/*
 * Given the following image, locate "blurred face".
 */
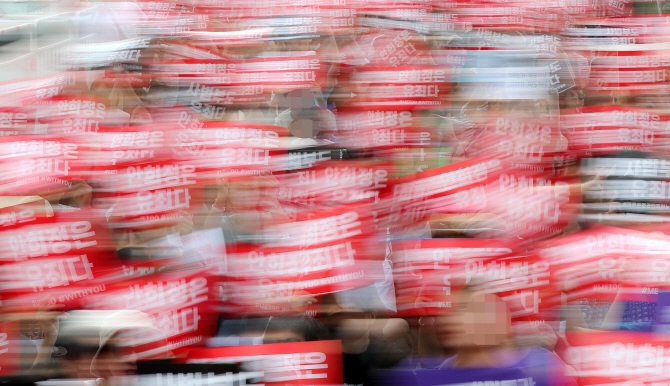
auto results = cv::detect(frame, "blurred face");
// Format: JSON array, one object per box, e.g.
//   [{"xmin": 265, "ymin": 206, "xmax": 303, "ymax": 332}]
[
  {"xmin": 432, "ymin": 291, "xmax": 511, "ymax": 349},
  {"xmin": 96, "ymin": 334, "xmax": 138, "ymax": 376},
  {"xmin": 432, "ymin": 290, "xmax": 472, "ymax": 349},
  {"xmin": 90, "ymin": 80, "xmax": 112, "ymax": 100},
  {"xmin": 286, "ymin": 89, "xmax": 316, "ymax": 114},
  {"xmin": 462, "ymin": 294, "xmax": 511, "ymax": 347},
  {"xmin": 289, "ymin": 119, "xmax": 320, "ymax": 139},
  {"xmin": 130, "ymin": 107, "xmax": 153, "ymax": 126},
  {"xmin": 228, "ymin": 179, "xmax": 261, "ymax": 209}
]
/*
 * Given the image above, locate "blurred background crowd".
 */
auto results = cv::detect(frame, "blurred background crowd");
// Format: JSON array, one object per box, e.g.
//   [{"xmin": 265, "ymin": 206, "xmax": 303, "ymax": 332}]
[{"xmin": 1, "ymin": 0, "xmax": 670, "ymax": 385}]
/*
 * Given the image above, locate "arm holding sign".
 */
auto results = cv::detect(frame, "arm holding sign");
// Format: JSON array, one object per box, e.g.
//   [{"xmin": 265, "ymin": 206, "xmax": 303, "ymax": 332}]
[{"xmin": 32, "ymin": 304, "xmax": 67, "ymax": 368}]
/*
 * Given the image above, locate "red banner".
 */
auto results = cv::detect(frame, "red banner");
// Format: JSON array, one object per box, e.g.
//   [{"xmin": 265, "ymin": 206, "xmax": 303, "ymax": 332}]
[{"xmin": 177, "ymin": 340, "xmax": 344, "ymax": 386}]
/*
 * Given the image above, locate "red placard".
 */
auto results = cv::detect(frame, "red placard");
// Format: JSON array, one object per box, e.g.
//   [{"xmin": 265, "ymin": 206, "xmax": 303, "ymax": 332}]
[
  {"xmin": 378, "ymin": 155, "xmax": 506, "ymax": 231},
  {"xmin": 222, "ymin": 203, "xmax": 385, "ymax": 315},
  {"xmin": 42, "ymin": 94, "xmax": 110, "ymax": 136},
  {"xmin": 482, "ymin": 171, "xmax": 581, "ymax": 240},
  {"xmin": 81, "ymin": 267, "xmax": 218, "ymax": 350},
  {"xmin": 0, "ymin": 208, "xmax": 122, "ymax": 310},
  {"xmin": 563, "ymin": 106, "xmax": 668, "ymax": 154},
  {"xmin": 369, "ymin": 29, "xmax": 433, "ymax": 67},
  {"xmin": 0, "ymin": 320, "xmax": 20, "ymax": 377},
  {"xmin": 536, "ymin": 226, "xmax": 670, "ymax": 302},
  {"xmin": 177, "ymin": 340, "xmax": 344, "ymax": 386},
  {"xmin": 391, "ymin": 238, "xmax": 520, "ymax": 316},
  {"xmin": 276, "ymin": 161, "xmax": 394, "ymax": 209},
  {"xmin": 91, "ymin": 125, "xmax": 173, "ymax": 173},
  {"xmin": 171, "ymin": 119, "xmax": 289, "ymax": 181},
  {"xmin": 565, "ymin": 330, "xmax": 669, "ymax": 386},
  {"xmin": 0, "ymin": 135, "xmax": 90, "ymax": 196},
  {"xmin": 477, "ymin": 115, "xmax": 562, "ymax": 171},
  {"xmin": 0, "ymin": 106, "xmax": 36, "ymax": 136},
  {"xmin": 349, "ymin": 65, "xmax": 450, "ymax": 110}
]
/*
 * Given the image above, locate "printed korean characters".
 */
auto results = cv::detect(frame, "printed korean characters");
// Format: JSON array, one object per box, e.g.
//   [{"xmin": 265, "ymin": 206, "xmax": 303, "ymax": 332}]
[
  {"xmin": 276, "ymin": 161, "xmax": 394, "ymax": 211},
  {"xmin": 172, "ymin": 60, "xmax": 243, "ymax": 115},
  {"xmin": 476, "ymin": 252, "xmax": 560, "ymax": 323},
  {"xmin": 481, "ymin": 171, "xmax": 581, "ymax": 240},
  {"xmin": 100, "ymin": 38, "xmax": 153, "ymax": 69},
  {"xmin": 41, "ymin": 95, "xmax": 109, "ymax": 136},
  {"xmin": 0, "ymin": 200, "xmax": 49, "ymax": 230},
  {"xmin": 526, "ymin": 34, "xmax": 562, "ymax": 58},
  {"xmin": 348, "ymin": 65, "xmax": 449, "ymax": 110},
  {"xmin": 579, "ymin": 155, "xmax": 670, "ymax": 216},
  {"xmin": 537, "ymin": 58, "xmax": 577, "ymax": 94},
  {"xmin": 565, "ymin": 330, "xmax": 670, "ymax": 386},
  {"xmin": 0, "ymin": 136, "xmax": 88, "ymax": 196},
  {"xmin": 390, "ymin": 238, "xmax": 520, "ymax": 317},
  {"xmin": 370, "ymin": 29, "xmax": 433, "ymax": 67},
  {"xmin": 103, "ymin": 160, "xmax": 203, "ymax": 230},
  {"xmin": 336, "ymin": 109, "xmax": 415, "ymax": 150},
  {"xmin": 562, "ymin": 106, "xmax": 668, "ymax": 154},
  {"xmin": 171, "ymin": 120, "xmax": 288, "ymax": 181},
  {"xmin": 377, "ymin": 155, "xmax": 506, "ymax": 232},
  {"xmin": 223, "ymin": 203, "xmax": 385, "ymax": 315},
  {"xmin": 575, "ymin": 47, "xmax": 669, "ymax": 93},
  {"xmin": 82, "ymin": 268, "xmax": 218, "ymax": 350},
  {"xmin": 324, "ymin": 0, "xmax": 360, "ymax": 33},
  {"xmin": 141, "ymin": 0, "xmax": 180, "ymax": 22},
  {"xmin": 0, "ymin": 107, "xmax": 36, "ymax": 137},
  {"xmin": 90, "ymin": 125, "xmax": 171, "ymax": 174},
  {"xmin": 182, "ymin": 78, "xmax": 264, "ymax": 112},
  {"xmin": 176, "ymin": 340, "xmax": 343, "ymax": 386},
  {"xmin": 614, "ymin": 230, "xmax": 670, "ymax": 298},
  {"xmin": 0, "ymin": 320, "xmax": 19, "ymax": 376},
  {"xmin": 86, "ymin": 125, "xmax": 174, "ymax": 210},
  {"xmin": 537, "ymin": 226, "xmax": 668, "ymax": 303},
  {"xmin": 580, "ymin": 155, "xmax": 670, "ymax": 213},
  {"xmin": 228, "ymin": 56, "xmax": 329, "ymax": 94},
  {"xmin": 609, "ymin": 50, "xmax": 669, "ymax": 93},
  {"xmin": 0, "ymin": 209, "xmax": 121, "ymax": 311},
  {"xmin": 284, "ymin": 148, "xmax": 347, "ymax": 172},
  {"xmin": 22, "ymin": 73, "xmax": 78, "ymax": 105},
  {"xmin": 478, "ymin": 115, "xmax": 562, "ymax": 171},
  {"xmin": 565, "ymin": 23, "xmax": 645, "ymax": 48}
]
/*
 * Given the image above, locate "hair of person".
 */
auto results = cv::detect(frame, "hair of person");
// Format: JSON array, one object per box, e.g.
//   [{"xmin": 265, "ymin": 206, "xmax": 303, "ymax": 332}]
[{"xmin": 264, "ymin": 314, "xmax": 329, "ymax": 342}]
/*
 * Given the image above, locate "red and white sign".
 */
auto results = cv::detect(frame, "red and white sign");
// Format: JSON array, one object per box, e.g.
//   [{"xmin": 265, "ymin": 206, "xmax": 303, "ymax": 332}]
[
  {"xmin": 82, "ymin": 267, "xmax": 218, "ymax": 350},
  {"xmin": 0, "ymin": 209, "xmax": 121, "ymax": 310},
  {"xmin": 171, "ymin": 119, "xmax": 289, "ymax": 180},
  {"xmin": 391, "ymin": 238, "xmax": 520, "ymax": 316},
  {"xmin": 565, "ymin": 331, "xmax": 670, "ymax": 386},
  {"xmin": 223, "ymin": 203, "xmax": 385, "ymax": 314},
  {"xmin": 0, "ymin": 320, "xmax": 20, "ymax": 377},
  {"xmin": 177, "ymin": 340, "xmax": 344, "ymax": 386},
  {"xmin": 0, "ymin": 135, "xmax": 89, "ymax": 196}
]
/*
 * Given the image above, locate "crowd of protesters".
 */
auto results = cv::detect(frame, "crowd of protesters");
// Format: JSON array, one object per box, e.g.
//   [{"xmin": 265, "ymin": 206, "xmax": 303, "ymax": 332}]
[{"xmin": 1, "ymin": 0, "xmax": 670, "ymax": 385}]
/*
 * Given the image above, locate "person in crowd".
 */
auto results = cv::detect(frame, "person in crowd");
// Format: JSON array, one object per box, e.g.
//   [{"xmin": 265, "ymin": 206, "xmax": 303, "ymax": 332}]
[
  {"xmin": 275, "ymin": 88, "xmax": 336, "ymax": 131},
  {"xmin": 383, "ymin": 291, "xmax": 577, "ymax": 386},
  {"xmin": 203, "ymin": 173, "xmax": 288, "ymax": 246},
  {"xmin": 434, "ymin": 293, "xmax": 576, "ymax": 386},
  {"xmin": 262, "ymin": 314, "xmax": 329, "ymax": 344},
  {"xmin": 28, "ymin": 308, "xmax": 170, "ymax": 383},
  {"xmin": 322, "ymin": 286, "xmax": 410, "ymax": 386}
]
